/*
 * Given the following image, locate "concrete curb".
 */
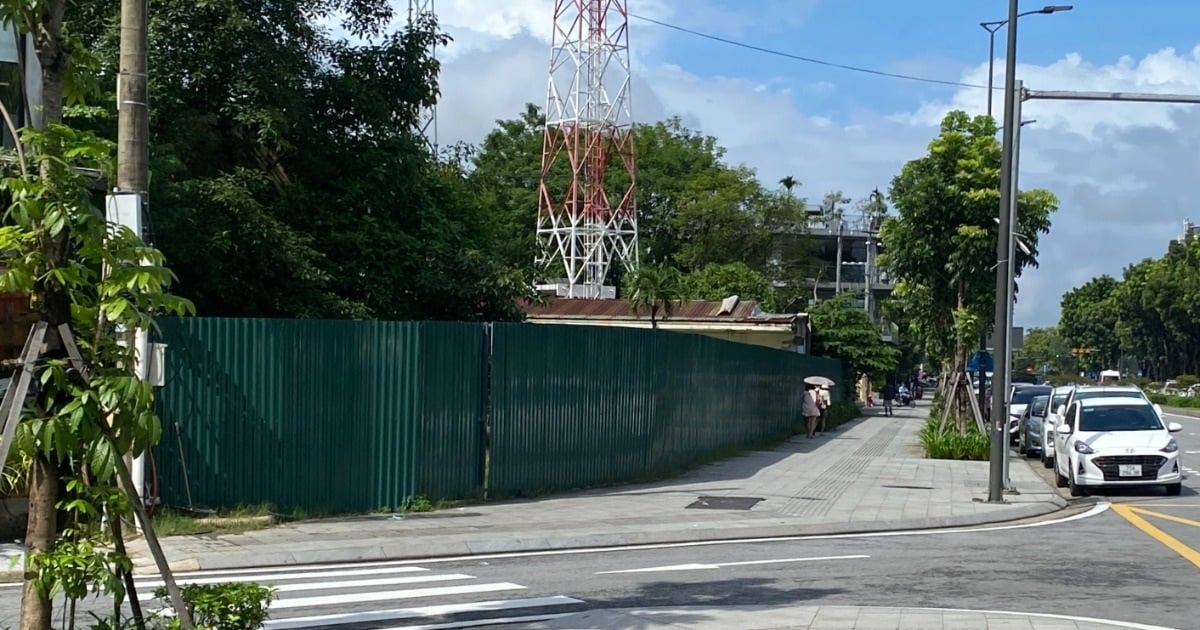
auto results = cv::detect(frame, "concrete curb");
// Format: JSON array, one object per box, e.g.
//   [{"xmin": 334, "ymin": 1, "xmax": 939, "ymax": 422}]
[{"xmin": 124, "ymin": 495, "xmax": 1068, "ymax": 574}]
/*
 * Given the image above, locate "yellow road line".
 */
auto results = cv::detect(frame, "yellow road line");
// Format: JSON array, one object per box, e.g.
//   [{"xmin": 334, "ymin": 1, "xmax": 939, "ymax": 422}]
[
  {"xmin": 1121, "ymin": 503, "xmax": 1200, "ymax": 508},
  {"xmin": 1130, "ymin": 508, "xmax": 1200, "ymax": 529},
  {"xmin": 1111, "ymin": 504, "xmax": 1200, "ymax": 569}
]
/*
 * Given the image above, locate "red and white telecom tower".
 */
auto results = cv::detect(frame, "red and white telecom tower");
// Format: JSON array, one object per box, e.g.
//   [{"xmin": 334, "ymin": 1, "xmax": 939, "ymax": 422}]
[
  {"xmin": 536, "ymin": 0, "xmax": 639, "ymax": 299},
  {"xmin": 408, "ymin": 0, "xmax": 437, "ymax": 151}
]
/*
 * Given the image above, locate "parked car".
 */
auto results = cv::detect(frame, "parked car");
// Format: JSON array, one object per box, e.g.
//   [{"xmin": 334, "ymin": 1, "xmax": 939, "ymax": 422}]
[
  {"xmin": 1053, "ymin": 396, "xmax": 1183, "ymax": 497},
  {"xmin": 1050, "ymin": 385, "xmax": 1162, "ymax": 463},
  {"xmin": 1018, "ymin": 393, "xmax": 1051, "ymax": 457},
  {"xmin": 1040, "ymin": 386, "xmax": 1073, "ymax": 469},
  {"xmin": 1007, "ymin": 384, "xmax": 1052, "ymax": 445}
]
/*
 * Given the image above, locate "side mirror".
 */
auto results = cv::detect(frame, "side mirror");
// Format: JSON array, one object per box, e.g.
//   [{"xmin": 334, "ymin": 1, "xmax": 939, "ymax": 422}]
[
  {"xmin": 1154, "ymin": 403, "xmax": 1164, "ymax": 416},
  {"xmin": 1056, "ymin": 424, "xmax": 1072, "ymax": 435},
  {"xmin": 1168, "ymin": 422, "xmax": 1183, "ymax": 433}
]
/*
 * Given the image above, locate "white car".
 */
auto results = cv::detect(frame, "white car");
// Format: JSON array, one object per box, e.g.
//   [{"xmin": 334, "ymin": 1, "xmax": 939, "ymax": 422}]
[
  {"xmin": 1039, "ymin": 386, "xmax": 1073, "ymax": 468},
  {"xmin": 1049, "ymin": 385, "xmax": 1157, "ymax": 464},
  {"xmin": 1053, "ymin": 396, "xmax": 1183, "ymax": 497}
]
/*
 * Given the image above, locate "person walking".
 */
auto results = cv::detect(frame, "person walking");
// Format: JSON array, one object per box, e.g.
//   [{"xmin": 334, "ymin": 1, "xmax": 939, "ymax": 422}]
[
  {"xmin": 803, "ymin": 383, "xmax": 822, "ymax": 438},
  {"xmin": 817, "ymin": 385, "xmax": 831, "ymax": 434},
  {"xmin": 881, "ymin": 382, "xmax": 896, "ymax": 416}
]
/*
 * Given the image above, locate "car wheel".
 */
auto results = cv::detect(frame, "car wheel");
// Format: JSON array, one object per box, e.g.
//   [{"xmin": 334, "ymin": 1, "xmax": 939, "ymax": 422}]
[
  {"xmin": 1056, "ymin": 470, "xmax": 1068, "ymax": 488},
  {"xmin": 1018, "ymin": 439, "xmax": 1027, "ymax": 455},
  {"xmin": 1069, "ymin": 472, "xmax": 1087, "ymax": 498},
  {"xmin": 1166, "ymin": 483, "xmax": 1182, "ymax": 497},
  {"xmin": 1042, "ymin": 455, "xmax": 1053, "ymax": 469}
]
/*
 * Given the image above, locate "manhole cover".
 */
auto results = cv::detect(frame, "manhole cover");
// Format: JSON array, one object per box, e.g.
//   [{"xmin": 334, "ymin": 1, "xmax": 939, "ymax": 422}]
[
  {"xmin": 686, "ymin": 496, "xmax": 764, "ymax": 510},
  {"xmin": 882, "ymin": 484, "xmax": 934, "ymax": 490}
]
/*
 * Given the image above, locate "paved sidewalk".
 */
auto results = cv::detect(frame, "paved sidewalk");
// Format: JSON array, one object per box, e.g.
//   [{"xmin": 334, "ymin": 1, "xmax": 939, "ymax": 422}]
[
  {"xmin": 1, "ymin": 401, "xmax": 1067, "ymax": 579},
  {"xmin": 528, "ymin": 605, "xmax": 1174, "ymax": 629}
]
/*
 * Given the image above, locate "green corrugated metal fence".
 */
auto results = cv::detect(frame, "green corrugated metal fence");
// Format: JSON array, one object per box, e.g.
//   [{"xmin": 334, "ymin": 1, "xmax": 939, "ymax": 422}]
[
  {"xmin": 153, "ymin": 318, "xmax": 846, "ymax": 512},
  {"xmin": 487, "ymin": 323, "xmax": 843, "ymax": 497}
]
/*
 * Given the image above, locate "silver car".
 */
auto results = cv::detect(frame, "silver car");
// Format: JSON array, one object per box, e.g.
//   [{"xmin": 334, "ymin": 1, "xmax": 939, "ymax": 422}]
[{"xmin": 1018, "ymin": 394, "xmax": 1051, "ymax": 457}]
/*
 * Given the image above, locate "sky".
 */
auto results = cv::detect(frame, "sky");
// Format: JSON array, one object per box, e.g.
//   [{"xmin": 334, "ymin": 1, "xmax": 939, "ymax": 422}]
[{"xmin": 391, "ymin": 0, "xmax": 1200, "ymax": 329}]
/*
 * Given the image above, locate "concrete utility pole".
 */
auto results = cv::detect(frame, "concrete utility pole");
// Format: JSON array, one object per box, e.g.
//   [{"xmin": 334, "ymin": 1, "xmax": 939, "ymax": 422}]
[
  {"xmin": 988, "ymin": 0, "xmax": 1021, "ymax": 504},
  {"xmin": 113, "ymin": 0, "xmax": 151, "ymax": 507},
  {"xmin": 117, "ymin": 0, "xmax": 148, "ymax": 192}
]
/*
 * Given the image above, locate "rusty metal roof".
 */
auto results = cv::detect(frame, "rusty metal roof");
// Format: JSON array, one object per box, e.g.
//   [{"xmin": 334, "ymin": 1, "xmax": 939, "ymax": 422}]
[{"xmin": 518, "ymin": 297, "xmax": 803, "ymax": 325}]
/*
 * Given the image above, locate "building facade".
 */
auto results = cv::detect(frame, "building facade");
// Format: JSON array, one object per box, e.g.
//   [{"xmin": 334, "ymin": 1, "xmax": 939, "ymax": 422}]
[{"xmin": 801, "ymin": 203, "xmax": 897, "ymax": 341}]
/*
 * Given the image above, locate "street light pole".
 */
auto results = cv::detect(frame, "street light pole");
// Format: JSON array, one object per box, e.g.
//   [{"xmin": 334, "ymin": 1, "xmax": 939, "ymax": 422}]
[
  {"xmin": 981, "ymin": 5, "xmax": 1073, "ymax": 119},
  {"xmin": 988, "ymin": 0, "xmax": 1021, "ymax": 505},
  {"xmin": 1002, "ymin": 88, "xmax": 1025, "ymax": 491}
]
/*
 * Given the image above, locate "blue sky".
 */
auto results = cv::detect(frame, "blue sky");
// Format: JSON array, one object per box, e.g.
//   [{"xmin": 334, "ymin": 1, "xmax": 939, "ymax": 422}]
[{"xmin": 428, "ymin": 0, "xmax": 1200, "ymax": 330}]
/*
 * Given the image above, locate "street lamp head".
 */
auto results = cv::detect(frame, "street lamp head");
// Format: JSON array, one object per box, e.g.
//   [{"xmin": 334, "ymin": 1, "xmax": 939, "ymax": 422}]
[{"xmin": 1040, "ymin": 5, "xmax": 1073, "ymax": 13}]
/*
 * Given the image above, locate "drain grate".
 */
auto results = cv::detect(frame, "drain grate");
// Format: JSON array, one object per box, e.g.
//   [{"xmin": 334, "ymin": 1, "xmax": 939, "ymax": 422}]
[
  {"xmin": 686, "ymin": 496, "xmax": 764, "ymax": 510},
  {"xmin": 882, "ymin": 484, "xmax": 934, "ymax": 490}
]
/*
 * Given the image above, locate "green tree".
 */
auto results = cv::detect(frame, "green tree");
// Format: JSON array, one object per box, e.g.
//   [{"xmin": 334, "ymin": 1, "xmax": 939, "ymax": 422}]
[
  {"xmin": 880, "ymin": 111, "xmax": 1057, "ymax": 379},
  {"xmin": 627, "ymin": 264, "xmax": 682, "ymax": 328},
  {"xmin": 809, "ymin": 293, "xmax": 900, "ymax": 385},
  {"xmin": 1059, "ymin": 276, "xmax": 1121, "ymax": 372},
  {"xmin": 681, "ymin": 262, "xmax": 778, "ymax": 311},
  {"xmin": 68, "ymin": 2, "xmax": 526, "ymax": 322},
  {"xmin": 1013, "ymin": 326, "xmax": 1072, "ymax": 376}
]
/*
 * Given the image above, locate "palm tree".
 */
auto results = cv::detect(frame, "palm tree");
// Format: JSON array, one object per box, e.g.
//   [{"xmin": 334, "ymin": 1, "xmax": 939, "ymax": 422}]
[
  {"xmin": 629, "ymin": 264, "xmax": 682, "ymax": 329},
  {"xmin": 779, "ymin": 175, "xmax": 799, "ymax": 196}
]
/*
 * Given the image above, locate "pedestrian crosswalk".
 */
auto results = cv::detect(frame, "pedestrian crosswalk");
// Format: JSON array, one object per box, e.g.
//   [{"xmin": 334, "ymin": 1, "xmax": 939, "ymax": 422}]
[{"xmin": 129, "ymin": 560, "xmax": 586, "ymax": 629}]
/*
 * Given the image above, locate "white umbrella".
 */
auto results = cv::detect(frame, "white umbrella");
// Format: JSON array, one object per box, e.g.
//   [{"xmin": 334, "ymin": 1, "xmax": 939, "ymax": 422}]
[{"xmin": 804, "ymin": 376, "xmax": 835, "ymax": 387}]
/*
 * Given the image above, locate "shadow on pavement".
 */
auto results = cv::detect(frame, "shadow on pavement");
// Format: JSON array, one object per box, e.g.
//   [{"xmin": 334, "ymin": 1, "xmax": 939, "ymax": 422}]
[{"xmin": 571, "ymin": 577, "xmax": 848, "ymax": 628}]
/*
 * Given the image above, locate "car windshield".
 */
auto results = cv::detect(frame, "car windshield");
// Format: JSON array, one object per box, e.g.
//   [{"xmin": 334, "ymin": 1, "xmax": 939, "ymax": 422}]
[
  {"xmin": 1077, "ymin": 404, "xmax": 1164, "ymax": 432},
  {"xmin": 1074, "ymin": 390, "xmax": 1142, "ymax": 403},
  {"xmin": 1011, "ymin": 387, "xmax": 1052, "ymax": 404},
  {"xmin": 1029, "ymin": 395, "xmax": 1050, "ymax": 416}
]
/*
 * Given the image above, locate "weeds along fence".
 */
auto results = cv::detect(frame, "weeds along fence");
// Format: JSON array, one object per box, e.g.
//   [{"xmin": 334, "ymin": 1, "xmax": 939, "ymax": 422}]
[{"xmin": 151, "ymin": 318, "xmax": 845, "ymax": 513}]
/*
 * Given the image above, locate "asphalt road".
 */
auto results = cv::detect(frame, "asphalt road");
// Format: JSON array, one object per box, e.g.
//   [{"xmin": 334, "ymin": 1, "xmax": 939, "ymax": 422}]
[{"xmin": 3, "ymin": 416, "xmax": 1199, "ymax": 629}]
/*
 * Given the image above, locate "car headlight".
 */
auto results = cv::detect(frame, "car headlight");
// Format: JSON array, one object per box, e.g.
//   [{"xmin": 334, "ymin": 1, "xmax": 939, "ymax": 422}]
[
  {"xmin": 1073, "ymin": 441, "xmax": 1095, "ymax": 454},
  {"xmin": 1161, "ymin": 439, "xmax": 1179, "ymax": 453}
]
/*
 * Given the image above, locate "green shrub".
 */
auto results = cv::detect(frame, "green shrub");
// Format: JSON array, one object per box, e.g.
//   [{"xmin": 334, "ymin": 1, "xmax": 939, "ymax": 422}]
[
  {"xmin": 154, "ymin": 582, "xmax": 276, "ymax": 630},
  {"xmin": 826, "ymin": 401, "xmax": 860, "ymax": 428},
  {"xmin": 1147, "ymin": 392, "xmax": 1200, "ymax": 409},
  {"xmin": 1174, "ymin": 374, "xmax": 1199, "ymax": 389},
  {"xmin": 919, "ymin": 418, "xmax": 990, "ymax": 460}
]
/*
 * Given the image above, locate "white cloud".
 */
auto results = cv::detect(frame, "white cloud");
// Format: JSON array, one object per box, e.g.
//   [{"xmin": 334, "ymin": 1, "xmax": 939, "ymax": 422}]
[{"xmin": 432, "ymin": 2, "xmax": 1200, "ymax": 330}]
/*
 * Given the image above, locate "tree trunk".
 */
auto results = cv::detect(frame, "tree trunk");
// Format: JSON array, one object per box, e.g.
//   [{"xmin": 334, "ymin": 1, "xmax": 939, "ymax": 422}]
[
  {"xmin": 19, "ymin": 455, "xmax": 58, "ymax": 630},
  {"xmin": 21, "ymin": 3, "xmax": 72, "ymax": 629}
]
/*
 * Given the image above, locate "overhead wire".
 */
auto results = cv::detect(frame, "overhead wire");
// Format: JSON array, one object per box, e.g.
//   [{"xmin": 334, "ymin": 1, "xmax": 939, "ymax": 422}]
[{"xmin": 628, "ymin": 13, "xmax": 991, "ymax": 91}]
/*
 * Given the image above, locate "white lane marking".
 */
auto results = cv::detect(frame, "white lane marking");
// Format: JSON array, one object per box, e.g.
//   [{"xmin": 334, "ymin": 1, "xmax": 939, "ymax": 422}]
[
  {"xmin": 377, "ymin": 613, "xmax": 575, "ymax": 630},
  {"xmin": 271, "ymin": 581, "xmax": 525, "ymax": 610},
  {"xmin": 595, "ymin": 554, "xmax": 869, "ymax": 575},
  {"xmin": 262, "ymin": 595, "xmax": 583, "ymax": 629},
  {"xmin": 272, "ymin": 573, "xmax": 473, "ymax": 592},
  {"xmin": 174, "ymin": 564, "xmax": 430, "ymax": 579},
  {"xmin": 868, "ymin": 605, "xmax": 1180, "ymax": 630},
  {"xmin": 131, "ymin": 565, "xmax": 431, "ymax": 589},
  {"xmin": 0, "ymin": 505, "xmax": 1114, "ymax": 589},
  {"xmin": 1162, "ymin": 412, "xmax": 1200, "ymax": 421},
  {"xmin": 1185, "ymin": 451, "xmax": 1200, "ymax": 455}
]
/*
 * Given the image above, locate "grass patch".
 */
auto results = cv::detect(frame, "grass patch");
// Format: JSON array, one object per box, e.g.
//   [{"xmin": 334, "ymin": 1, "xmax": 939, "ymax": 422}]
[
  {"xmin": 152, "ymin": 504, "xmax": 285, "ymax": 537},
  {"xmin": 919, "ymin": 417, "xmax": 990, "ymax": 461},
  {"xmin": 1147, "ymin": 392, "xmax": 1200, "ymax": 409}
]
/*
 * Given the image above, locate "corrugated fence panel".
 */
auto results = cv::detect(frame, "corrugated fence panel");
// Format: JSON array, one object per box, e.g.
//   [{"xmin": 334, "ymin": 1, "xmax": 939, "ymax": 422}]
[
  {"xmin": 415, "ymin": 322, "xmax": 486, "ymax": 501},
  {"xmin": 153, "ymin": 318, "xmax": 420, "ymax": 513},
  {"xmin": 488, "ymin": 323, "xmax": 848, "ymax": 498},
  {"xmin": 488, "ymin": 323, "xmax": 659, "ymax": 497}
]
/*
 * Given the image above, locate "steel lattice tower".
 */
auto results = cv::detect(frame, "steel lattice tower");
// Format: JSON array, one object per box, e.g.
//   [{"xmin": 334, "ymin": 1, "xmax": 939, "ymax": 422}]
[
  {"xmin": 408, "ymin": 0, "xmax": 438, "ymax": 151},
  {"xmin": 536, "ymin": 0, "xmax": 639, "ymax": 298}
]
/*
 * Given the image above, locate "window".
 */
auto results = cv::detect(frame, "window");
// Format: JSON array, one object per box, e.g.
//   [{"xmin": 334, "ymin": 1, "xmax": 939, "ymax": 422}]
[
  {"xmin": 1065, "ymin": 406, "xmax": 1077, "ymax": 430},
  {"xmin": 1011, "ymin": 387, "xmax": 1052, "ymax": 404},
  {"xmin": 1077, "ymin": 404, "xmax": 1164, "ymax": 432},
  {"xmin": 1029, "ymin": 395, "xmax": 1050, "ymax": 416},
  {"xmin": 1050, "ymin": 393, "xmax": 1068, "ymax": 412}
]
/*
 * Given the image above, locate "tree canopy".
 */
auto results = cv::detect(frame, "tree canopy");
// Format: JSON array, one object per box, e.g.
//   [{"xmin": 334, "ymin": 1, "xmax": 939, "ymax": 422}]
[
  {"xmin": 1060, "ymin": 236, "xmax": 1200, "ymax": 380},
  {"xmin": 809, "ymin": 293, "xmax": 900, "ymax": 384},
  {"xmin": 880, "ymin": 111, "xmax": 1058, "ymax": 370}
]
